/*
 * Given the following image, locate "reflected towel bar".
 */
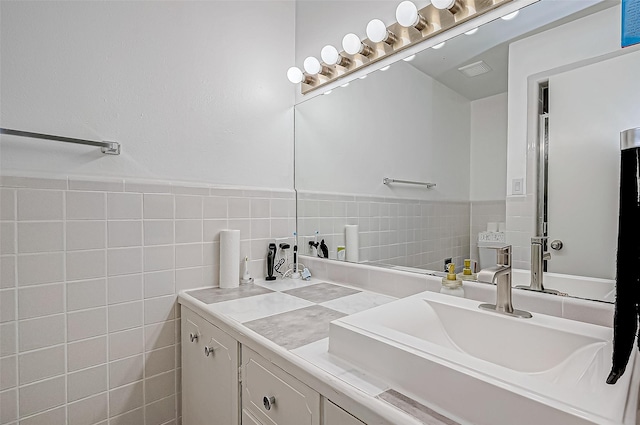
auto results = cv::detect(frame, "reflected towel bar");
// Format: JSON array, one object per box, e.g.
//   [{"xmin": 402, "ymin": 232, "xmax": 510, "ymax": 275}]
[
  {"xmin": 0, "ymin": 128, "xmax": 121, "ymax": 155},
  {"xmin": 383, "ymin": 178, "xmax": 436, "ymax": 188}
]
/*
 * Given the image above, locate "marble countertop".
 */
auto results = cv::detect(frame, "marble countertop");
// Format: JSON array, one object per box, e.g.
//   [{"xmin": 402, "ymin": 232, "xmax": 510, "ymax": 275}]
[{"xmin": 179, "ymin": 277, "xmax": 460, "ymax": 425}]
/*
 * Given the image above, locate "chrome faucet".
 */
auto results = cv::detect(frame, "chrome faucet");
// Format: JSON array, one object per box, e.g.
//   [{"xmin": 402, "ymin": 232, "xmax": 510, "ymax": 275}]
[
  {"xmin": 477, "ymin": 245, "xmax": 532, "ymax": 319},
  {"xmin": 530, "ymin": 236, "xmax": 550, "ymax": 290},
  {"xmin": 515, "ymin": 237, "xmax": 561, "ymax": 295}
]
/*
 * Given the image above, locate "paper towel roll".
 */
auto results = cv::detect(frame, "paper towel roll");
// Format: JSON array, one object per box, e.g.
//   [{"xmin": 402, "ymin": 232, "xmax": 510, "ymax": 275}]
[
  {"xmin": 219, "ymin": 229, "xmax": 240, "ymax": 288},
  {"xmin": 345, "ymin": 224, "xmax": 359, "ymax": 263}
]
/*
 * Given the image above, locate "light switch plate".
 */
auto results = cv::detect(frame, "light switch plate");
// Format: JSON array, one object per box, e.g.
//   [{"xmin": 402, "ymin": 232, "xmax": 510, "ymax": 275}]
[{"xmin": 512, "ymin": 178, "xmax": 524, "ymax": 195}]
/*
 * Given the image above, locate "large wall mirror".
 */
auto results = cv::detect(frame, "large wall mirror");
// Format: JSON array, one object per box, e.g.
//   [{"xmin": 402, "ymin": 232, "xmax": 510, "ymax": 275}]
[{"xmin": 294, "ymin": 0, "xmax": 640, "ymax": 303}]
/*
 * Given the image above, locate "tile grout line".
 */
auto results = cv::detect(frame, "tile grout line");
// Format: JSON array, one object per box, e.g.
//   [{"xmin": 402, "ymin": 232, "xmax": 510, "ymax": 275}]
[
  {"xmin": 104, "ymin": 192, "xmax": 111, "ymax": 425},
  {"xmin": 12, "ymin": 188, "xmax": 19, "ymax": 424},
  {"xmin": 62, "ymin": 189, "xmax": 69, "ymax": 424}
]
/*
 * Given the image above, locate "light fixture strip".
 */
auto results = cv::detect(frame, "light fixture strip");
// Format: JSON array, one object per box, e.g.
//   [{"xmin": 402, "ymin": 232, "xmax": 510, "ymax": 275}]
[{"xmin": 301, "ymin": 0, "xmax": 513, "ymax": 94}]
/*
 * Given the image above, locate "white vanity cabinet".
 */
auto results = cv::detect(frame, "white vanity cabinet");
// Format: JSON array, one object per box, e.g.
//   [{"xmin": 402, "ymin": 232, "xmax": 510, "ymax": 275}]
[
  {"xmin": 182, "ymin": 306, "xmax": 240, "ymax": 425},
  {"xmin": 241, "ymin": 346, "xmax": 320, "ymax": 425},
  {"xmin": 181, "ymin": 304, "xmax": 369, "ymax": 425}
]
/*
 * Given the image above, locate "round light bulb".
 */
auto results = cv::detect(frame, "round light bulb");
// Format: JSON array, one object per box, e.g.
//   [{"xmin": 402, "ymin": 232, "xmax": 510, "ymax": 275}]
[
  {"xmin": 431, "ymin": 0, "xmax": 456, "ymax": 10},
  {"xmin": 287, "ymin": 67, "xmax": 304, "ymax": 84},
  {"xmin": 403, "ymin": 54, "xmax": 416, "ymax": 62},
  {"xmin": 321, "ymin": 45, "xmax": 340, "ymax": 66},
  {"xmin": 366, "ymin": 19, "xmax": 388, "ymax": 43},
  {"xmin": 396, "ymin": 1, "xmax": 419, "ymax": 27},
  {"xmin": 340, "ymin": 82, "xmax": 350, "ymax": 88},
  {"xmin": 324, "ymin": 90, "xmax": 333, "ymax": 95},
  {"xmin": 464, "ymin": 27, "xmax": 478, "ymax": 35},
  {"xmin": 380, "ymin": 65, "xmax": 391, "ymax": 71},
  {"xmin": 359, "ymin": 75, "xmax": 368, "ymax": 80},
  {"xmin": 342, "ymin": 33, "xmax": 364, "ymax": 55},
  {"xmin": 501, "ymin": 10, "xmax": 519, "ymax": 20},
  {"xmin": 303, "ymin": 56, "xmax": 321, "ymax": 75},
  {"xmin": 432, "ymin": 42, "xmax": 445, "ymax": 49}
]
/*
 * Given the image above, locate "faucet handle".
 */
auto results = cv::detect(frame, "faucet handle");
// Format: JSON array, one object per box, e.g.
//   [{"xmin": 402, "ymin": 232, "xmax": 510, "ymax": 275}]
[
  {"xmin": 496, "ymin": 245, "xmax": 511, "ymax": 267},
  {"xmin": 482, "ymin": 244, "xmax": 511, "ymax": 267}
]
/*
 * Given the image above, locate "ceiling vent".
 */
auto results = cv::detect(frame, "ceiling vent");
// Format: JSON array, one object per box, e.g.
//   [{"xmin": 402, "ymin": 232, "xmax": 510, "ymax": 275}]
[{"xmin": 458, "ymin": 60, "xmax": 492, "ymax": 77}]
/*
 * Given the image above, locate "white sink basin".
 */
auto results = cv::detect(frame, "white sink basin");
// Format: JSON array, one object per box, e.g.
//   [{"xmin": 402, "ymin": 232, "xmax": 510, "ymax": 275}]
[{"xmin": 329, "ymin": 291, "xmax": 639, "ymax": 425}]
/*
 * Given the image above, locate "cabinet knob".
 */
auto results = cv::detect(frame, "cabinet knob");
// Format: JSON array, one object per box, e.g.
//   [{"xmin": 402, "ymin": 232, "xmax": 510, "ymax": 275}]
[
  {"xmin": 204, "ymin": 346, "xmax": 215, "ymax": 357},
  {"xmin": 189, "ymin": 333, "xmax": 198, "ymax": 343},
  {"xmin": 263, "ymin": 396, "xmax": 276, "ymax": 411}
]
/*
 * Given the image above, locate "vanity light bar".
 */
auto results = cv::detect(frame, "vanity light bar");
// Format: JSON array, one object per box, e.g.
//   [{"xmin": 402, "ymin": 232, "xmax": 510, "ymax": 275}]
[{"xmin": 290, "ymin": 0, "xmax": 515, "ymax": 94}]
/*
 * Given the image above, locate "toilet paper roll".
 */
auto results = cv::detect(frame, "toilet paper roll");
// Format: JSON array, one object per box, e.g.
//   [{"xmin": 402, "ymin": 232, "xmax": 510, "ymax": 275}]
[
  {"xmin": 219, "ymin": 230, "xmax": 240, "ymax": 288},
  {"xmin": 345, "ymin": 224, "xmax": 359, "ymax": 263}
]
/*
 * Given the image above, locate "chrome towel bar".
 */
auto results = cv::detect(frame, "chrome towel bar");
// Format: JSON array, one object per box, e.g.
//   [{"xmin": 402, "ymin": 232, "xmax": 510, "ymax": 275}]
[
  {"xmin": 0, "ymin": 128, "xmax": 121, "ymax": 155},
  {"xmin": 383, "ymin": 178, "xmax": 436, "ymax": 188}
]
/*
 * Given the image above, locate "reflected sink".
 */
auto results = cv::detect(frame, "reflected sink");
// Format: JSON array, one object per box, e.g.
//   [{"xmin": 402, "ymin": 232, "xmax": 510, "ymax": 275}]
[
  {"xmin": 511, "ymin": 269, "xmax": 615, "ymax": 302},
  {"xmin": 329, "ymin": 291, "xmax": 639, "ymax": 425}
]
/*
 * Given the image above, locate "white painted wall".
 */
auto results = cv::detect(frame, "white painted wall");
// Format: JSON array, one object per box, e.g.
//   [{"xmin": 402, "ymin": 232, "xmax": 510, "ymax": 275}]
[
  {"xmin": 470, "ymin": 92, "xmax": 507, "ymax": 201},
  {"xmin": 506, "ymin": 5, "xmax": 625, "ymax": 196},
  {"xmin": 295, "ymin": 61, "xmax": 471, "ymax": 201},
  {"xmin": 0, "ymin": 1, "xmax": 295, "ymax": 189}
]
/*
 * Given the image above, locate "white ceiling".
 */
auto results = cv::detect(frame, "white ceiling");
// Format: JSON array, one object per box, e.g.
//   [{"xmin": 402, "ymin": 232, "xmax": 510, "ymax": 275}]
[{"xmin": 408, "ymin": 0, "xmax": 618, "ymax": 100}]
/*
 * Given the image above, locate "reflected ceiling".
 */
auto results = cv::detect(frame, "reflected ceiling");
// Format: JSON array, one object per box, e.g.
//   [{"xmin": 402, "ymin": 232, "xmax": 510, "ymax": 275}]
[{"xmin": 408, "ymin": 0, "xmax": 616, "ymax": 100}]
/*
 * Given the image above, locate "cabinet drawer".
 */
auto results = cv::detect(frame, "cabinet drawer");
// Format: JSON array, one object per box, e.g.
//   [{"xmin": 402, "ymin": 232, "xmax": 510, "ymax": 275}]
[
  {"xmin": 242, "ymin": 347, "xmax": 320, "ymax": 425},
  {"xmin": 323, "ymin": 399, "xmax": 365, "ymax": 425}
]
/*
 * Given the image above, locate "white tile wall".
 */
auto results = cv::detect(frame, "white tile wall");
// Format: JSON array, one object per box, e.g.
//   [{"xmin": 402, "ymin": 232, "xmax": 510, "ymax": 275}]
[
  {"xmin": 17, "ymin": 284, "xmax": 64, "ymax": 320},
  {"xmin": 18, "ymin": 346, "xmax": 65, "ymax": 385},
  {"xmin": 506, "ymin": 194, "xmax": 536, "ymax": 269},
  {"xmin": 505, "ymin": 134, "xmax": 538, "ymax": 270},
  {"xmin": 297, "ymin": 191, "xmax": 471, "ymax": 272},
  {"xmin": 0, "ymin": 174, "xmax": 295, "ymax": 425},
  {"xmin": 469, "ymin": 200, "xmax": 506, "ymax": 262},
  {"xmin": 18, "ymin": 376, "xmax": 66, "ymax": 417}
]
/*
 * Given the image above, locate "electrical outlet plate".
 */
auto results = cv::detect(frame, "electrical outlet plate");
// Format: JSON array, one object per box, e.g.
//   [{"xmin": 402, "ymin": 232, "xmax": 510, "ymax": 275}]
[
  {"xmin": 444, "ymin": 258, "xmax": 452, "ymax": 271},
  {"xmin": 512, "ymin": 178, "xmax": 524, "ymax": 195}
]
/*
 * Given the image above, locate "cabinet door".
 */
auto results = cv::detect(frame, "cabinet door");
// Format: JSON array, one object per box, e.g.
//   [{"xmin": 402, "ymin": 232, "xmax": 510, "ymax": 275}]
[
  {"xmin": 323, "ymin": 399, "xmax": 365, "ymax": 425},
  {"xmin": 182, "ymin": 306, "xmax": 239, "ymax": 425},
  {"xmin": 242, "ymin": 346, "xmax": 320, "ymax": 425},
  {"xmin": 242, "ymin": 409, "xmax": 265, "ymax": 425}
]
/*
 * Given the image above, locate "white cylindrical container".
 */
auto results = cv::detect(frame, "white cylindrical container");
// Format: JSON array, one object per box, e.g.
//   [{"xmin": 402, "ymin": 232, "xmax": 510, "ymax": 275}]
[
  {"xmin": 219, "ymin": 229, "xmax": 240, "ymax": 288},
  {"xmin": 345, "ymin": 224, "xmax": 359, "ymax": 263}
]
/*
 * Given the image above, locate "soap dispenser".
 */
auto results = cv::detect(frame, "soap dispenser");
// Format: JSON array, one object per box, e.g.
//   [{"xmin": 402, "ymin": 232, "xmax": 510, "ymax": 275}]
[
  {"xmin": 441, "ymin": 263, "xmax": 464, "ymax": 297},
  {"xmin": 457, "ymin": 259, "xmax": 477, "ymax": 281}
]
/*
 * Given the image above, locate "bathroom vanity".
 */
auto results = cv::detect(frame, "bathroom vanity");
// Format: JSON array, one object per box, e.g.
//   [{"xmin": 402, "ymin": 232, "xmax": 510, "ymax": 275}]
[
  {"xmin": 179, "ymin": 278, "xmax": 425, "ymax": 425},
  {"xmin": 178, "ymin": 259, "xmax": 640, "ymax": 425}
]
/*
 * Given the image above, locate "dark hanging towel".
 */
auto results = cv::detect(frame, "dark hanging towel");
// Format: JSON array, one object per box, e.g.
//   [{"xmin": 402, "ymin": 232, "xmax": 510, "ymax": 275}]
[{"xmin": 608, "ymin": 127, "xmax": 640, "ymax": 385}]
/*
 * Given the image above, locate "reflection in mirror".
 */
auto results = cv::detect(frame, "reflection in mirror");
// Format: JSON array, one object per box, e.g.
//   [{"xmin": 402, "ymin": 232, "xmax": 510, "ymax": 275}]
[{"xmin": 295, "ymin": 0, "xmax": 639, "ymax": 303}]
